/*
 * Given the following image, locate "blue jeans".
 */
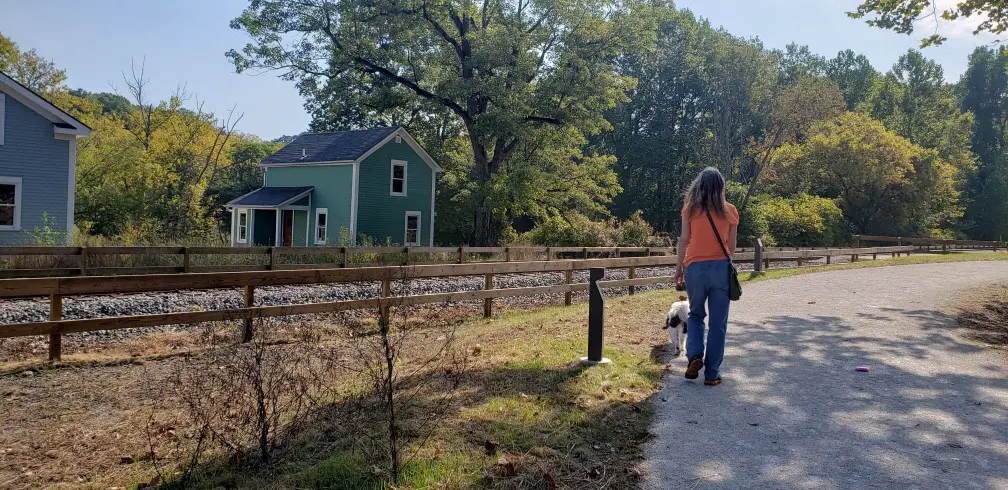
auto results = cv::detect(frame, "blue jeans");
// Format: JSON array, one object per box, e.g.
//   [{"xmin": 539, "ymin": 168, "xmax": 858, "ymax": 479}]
[{"xmin": 685, "ymin": 259, "xmax": 732, "ymax": 381}]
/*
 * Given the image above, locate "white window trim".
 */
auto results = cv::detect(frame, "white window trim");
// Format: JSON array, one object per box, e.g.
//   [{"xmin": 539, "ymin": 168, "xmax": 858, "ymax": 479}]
[
  {"xmin": 390, "ymin": 159, "xmax": 407, "ymax": 197},
  {"xmin": 315, "ymin": 207, "xmax": 328, "ymax": 245},
  {"xmin": 404, "ymin": 211, "xmax": 421, "ymax": 246},
  {"xmin": 236, "ymin": 209, "xmax": 248, "ymax": 244},
  {"xmin": 0, "ymin": 176, "xmax": 22, "ymax": 231},
  {"xmin": 0, "ymin": 93, "xmax": 6, "ymax": 146}
]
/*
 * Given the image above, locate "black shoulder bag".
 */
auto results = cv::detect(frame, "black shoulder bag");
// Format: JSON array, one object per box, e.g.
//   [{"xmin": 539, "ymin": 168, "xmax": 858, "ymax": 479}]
[{"xmin": 705, "ymin": 210, "xmax": 742, "ymax": 301}]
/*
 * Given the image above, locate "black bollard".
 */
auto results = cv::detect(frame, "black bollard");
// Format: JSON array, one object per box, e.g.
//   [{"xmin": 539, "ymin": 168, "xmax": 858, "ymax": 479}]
[{"xmin": 580, "ymin": 267, "xmax": 612, "ymax": 366}]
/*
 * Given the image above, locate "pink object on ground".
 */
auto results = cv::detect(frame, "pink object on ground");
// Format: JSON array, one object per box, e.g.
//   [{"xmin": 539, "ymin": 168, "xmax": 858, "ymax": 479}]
[{"xmin": 855, "ymin": 366, "xmax": 870, "ymax": 372}]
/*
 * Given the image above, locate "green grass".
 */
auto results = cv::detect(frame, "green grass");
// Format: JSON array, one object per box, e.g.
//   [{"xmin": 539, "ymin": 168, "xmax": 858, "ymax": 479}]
[{"xmin": 744, "ymin": 251, "xmax": 1008, "ymax": 284}]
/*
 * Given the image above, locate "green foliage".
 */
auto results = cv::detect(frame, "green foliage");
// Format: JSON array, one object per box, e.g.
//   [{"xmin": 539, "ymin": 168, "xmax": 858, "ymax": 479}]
[
  {"xmin": 726, "ymin": 182, "xmax": 768, "ymax": 247},
  {"xmin": 760, "ymin": 194, "xmax": 848, "ymax": 247},
  {"xmin": 516, "ymin": 212, "xmax": 657, "ymax": 247},
  {"xmin": 228, "ymin": 0, "xmax": 664, "ymax": 244},
  {"xmin": 849, "ymin": 0, "xmax": 1008, "ymax": 46},
  {"xmin": 774, "ymin": 112, "xmax": 961, "ymax": 236},
  {"xmin": 960, "ymin": 46, "xmax": 1008, "ymax": 239},
  {"xmin": 0, "ymin": 32, "xmax": 66, "ymax": 94},
  {"xmin": 26, "ymin": 212, "xmax": 66, "ymax": 246}
]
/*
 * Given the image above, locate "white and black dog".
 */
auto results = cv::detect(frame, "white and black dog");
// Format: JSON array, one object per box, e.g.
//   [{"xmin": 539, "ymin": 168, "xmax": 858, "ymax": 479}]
[{"xmin": 665, "ymin": 295, "xmax": 689, "ymax": 357}]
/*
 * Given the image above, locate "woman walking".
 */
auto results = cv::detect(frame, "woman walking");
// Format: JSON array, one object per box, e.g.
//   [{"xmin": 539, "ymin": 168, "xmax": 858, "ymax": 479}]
[{"xmin": 673, "ymin": 167, "xmax": 739, "ymax": 386}]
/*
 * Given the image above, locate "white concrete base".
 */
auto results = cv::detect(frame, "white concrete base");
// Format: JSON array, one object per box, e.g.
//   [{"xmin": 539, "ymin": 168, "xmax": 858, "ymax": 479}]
[{"xmin": 579, "ymin": 357, "xmax": 613, "ymax": 367}]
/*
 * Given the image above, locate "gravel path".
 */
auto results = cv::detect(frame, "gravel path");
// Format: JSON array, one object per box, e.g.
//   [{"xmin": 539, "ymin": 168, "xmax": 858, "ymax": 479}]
[{"xmin": 643, "ymin": 261, "xmax": 1008, "ymax": 489}]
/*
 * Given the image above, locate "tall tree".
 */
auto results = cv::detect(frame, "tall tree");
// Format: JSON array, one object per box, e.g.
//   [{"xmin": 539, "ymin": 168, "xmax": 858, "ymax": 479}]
[
  {"xmin": 740, "ymin": 78, "xmax": 845, "ymax": 213},
  {"xmin": 850, "ymin": 0, "xmax": 1008, "ymax": 46},
  {"xmin": 777, "ymin": 43, "xmax": 827, "ymax": 86},
  {"xmin": 228, "ymin": 0, "xmax": 663, "ymax": 245},
  {"xmin": 826, "ymin": 49, "xmax": 879, "ymax": 110},
  {"xmin": 776, "ymin": 112, "xmax": 961, "ymax": 235},
  {"xmin": 960, "ymin": 46, "xmax": 1008, "ymax": 239},
  {"xmin": 0, "ymin": 32, "xmax": 67, "ymax": 94}
]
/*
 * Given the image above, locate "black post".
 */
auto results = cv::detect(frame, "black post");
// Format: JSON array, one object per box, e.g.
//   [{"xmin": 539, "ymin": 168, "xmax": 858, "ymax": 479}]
[
  {"xmin": 752, "ymin": 233, "xmax": 765, "ymax": 277},
  {"xmin": 580, "ymin": 267, "xmax": 611, "ymax": 366}
]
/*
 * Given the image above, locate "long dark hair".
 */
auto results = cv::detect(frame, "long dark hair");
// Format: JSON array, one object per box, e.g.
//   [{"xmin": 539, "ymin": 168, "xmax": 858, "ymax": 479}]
[{"xmin": 684, "ymin": 167, "xmax": 727, "ymax": 218}]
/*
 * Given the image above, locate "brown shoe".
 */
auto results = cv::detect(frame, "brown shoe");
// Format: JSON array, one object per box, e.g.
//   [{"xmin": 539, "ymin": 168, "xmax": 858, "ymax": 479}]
[
  {"xmin": 703, "ymin": 377, "xmax": 722, "ymax": 386},
  {"xmin": 685, "ymin": 358, "xmax": 703, "ymax": 380}
]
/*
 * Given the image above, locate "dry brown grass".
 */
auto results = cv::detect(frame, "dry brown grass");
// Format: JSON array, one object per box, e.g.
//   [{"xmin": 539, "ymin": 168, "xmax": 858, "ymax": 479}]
[
  {"xmin": 0, "ymin": 290, "xmax": 675, "ymax": 489},
  {"xmin": 949, "ymin": 283, "xmax": 1008, "ymax": 349}
]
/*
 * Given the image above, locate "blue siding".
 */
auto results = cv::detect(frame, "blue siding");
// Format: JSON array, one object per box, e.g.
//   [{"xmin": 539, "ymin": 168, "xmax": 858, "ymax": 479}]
[
  {"xmin": 0, "ymin": 92, "xmax": 71, "ymax": 245},
  {"xmin": 356, "ymin": 140, "xmax": 435, "ymax": 245}
]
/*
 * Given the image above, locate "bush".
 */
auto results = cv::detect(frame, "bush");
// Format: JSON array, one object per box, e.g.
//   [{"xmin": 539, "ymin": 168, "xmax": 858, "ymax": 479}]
[
  {"xmin": 759, "ymin": 194, "xmax": 848, "ymax": 247},
  {"xmin": 516, "ymin": 212, "xmax": 660, "ymax": 247}
]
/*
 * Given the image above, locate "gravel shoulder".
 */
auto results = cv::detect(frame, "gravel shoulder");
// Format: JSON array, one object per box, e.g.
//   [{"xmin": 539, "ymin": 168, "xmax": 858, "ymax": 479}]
[{"xmin": 643, "ymin": 261, "xmax": 1008, "ymax": 489}]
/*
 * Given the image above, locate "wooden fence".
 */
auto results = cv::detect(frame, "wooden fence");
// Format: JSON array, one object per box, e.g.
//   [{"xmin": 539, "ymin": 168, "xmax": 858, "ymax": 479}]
[
  {"xmin": 855, "ymin": 235, "xmax": 1005, "ymax": 252},
  {"xmin": 0, "ymin": 245, "xmax": 917, "ymax": 362}
]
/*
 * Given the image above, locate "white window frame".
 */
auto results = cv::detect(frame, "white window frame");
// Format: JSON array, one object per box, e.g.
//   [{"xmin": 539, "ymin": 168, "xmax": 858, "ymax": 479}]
[
  {"xmin": 404, "ymin": 211, "xmax": 421, "ymax": 246},
  {"xmin": 390, "ymin": 160, "xmax": 407, "ymax": 196},
  {"xmin": 236, "ymin": 209, "xmax": 248, "ymax": 243},
  {"xmin": 315, "ymin": 207, "xmax": 328, "ymax": 245},
  {"xmin": 0, "ymin": 93, "xmax": 6, "ymax": 146},
  {"xmin": 0, "ymin": 176, "xmax": 21, "ymax": 231}
]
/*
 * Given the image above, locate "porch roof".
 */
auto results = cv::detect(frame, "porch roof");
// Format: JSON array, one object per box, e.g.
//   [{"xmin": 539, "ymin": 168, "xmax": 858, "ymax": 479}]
[{"xmin": 226, "ymin": 186, "xmax": 313, "ymax": 208}]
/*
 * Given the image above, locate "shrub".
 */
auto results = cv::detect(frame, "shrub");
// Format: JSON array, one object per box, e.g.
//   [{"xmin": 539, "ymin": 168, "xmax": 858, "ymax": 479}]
[
  {"xmin": 516, "ymin": 212, "xmax": 660, "ymax": 247},
  {"xmin": 759, "ymin": 194, "xmax": 848, "ymax": 247},
  {"xmin": 615, "ymin": 211, "xmax": 656, "ymax": 246}
]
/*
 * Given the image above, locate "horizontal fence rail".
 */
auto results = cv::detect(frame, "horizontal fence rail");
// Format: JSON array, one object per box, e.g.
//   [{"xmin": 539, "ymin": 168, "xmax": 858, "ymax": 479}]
[
  {"xmin": 0, "ymin": 246, "xmax": 920, "ymax": 362},
  {"xmin": 855, "ymin": 235, "xmax": 1005, "ymax": 251}
]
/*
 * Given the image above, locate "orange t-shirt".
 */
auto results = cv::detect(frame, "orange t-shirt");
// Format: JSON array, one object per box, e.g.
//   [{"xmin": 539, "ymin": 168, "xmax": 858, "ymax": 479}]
[{"xmin": 682, "ymin": 202, "xmax": 739, "ymax": 268}]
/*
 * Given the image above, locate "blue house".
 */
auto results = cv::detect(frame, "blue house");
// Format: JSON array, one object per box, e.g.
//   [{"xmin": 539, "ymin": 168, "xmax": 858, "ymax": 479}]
[
  {"xmin": 0, "ymin": 71, "xmax": 92, "ymax": 245},
  {"xmin": 226, "ymin": 127, "xmax": 441, "ymax": 247}
]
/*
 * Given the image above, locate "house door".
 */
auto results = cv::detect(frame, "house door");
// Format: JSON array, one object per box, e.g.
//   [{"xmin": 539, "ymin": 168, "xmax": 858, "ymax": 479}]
[{"xmin": 282, "ymin": 210, "xmax": 294, "ymax": 247}]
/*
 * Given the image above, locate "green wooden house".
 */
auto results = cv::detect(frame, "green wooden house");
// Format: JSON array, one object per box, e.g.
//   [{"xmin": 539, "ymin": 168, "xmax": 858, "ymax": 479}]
[{"xmin": 226, "ymin": 126, "xmax": 441, "ymax": 247}]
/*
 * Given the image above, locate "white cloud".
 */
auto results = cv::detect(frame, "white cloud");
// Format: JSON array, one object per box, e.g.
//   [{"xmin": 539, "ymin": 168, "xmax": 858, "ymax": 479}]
[{"xmin": 916, "ymin": 0, "xmax": 999, "ymax": 41}]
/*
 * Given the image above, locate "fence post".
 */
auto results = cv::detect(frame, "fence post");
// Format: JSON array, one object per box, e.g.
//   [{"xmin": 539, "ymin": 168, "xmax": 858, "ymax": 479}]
[
  {"xmin": 628, "ymin": 266, "xmax": 636, "ymax": 295},
  {"xmin": 241, "ymin": 285, "xmax": 255, "ymax": 342},
  {"xmin": 942, "ymin": 241, "xmax": 948, "ymax": 254},
  {"xmin": 380, "ymin": 279, "xmax": 392, "ymax": 326},
  {"xmin": 851, "ymin": 254, "xmax": 858, "ymax": 262},
  {"xmin": 402, "ymin": 247, "xmax": 410, "ymax": 266},
  {"xmin": 341, "ymin": 247, "xmax": 349, "ymax": 268},
  {"xmin": 48, "ymin": 294, "xmax": 62, "ymax": 362},
  {"xmin": 564, "ymin": 269, "xmax": 573, "ymax": 306},
  {"xmin": 826, "ymin": 253, "xmax": 832, "ymax": 265},
  {"xmin": 615, "ymin": 247, "xmax": 621, "ymax": 259},
  {"xmin": 268, "ymin": 247, "xmax": 276, "ymax": 270},
  {"xmin": 579, "ymin": 267, "xmax": 610, "ymax": 366},
  {"xmin": 183, "ymin": 247, "xmax": 191, "ymax": 273},
  {"xmin": 483, "ymin": 273, "xmax": 493, "ymax": 318},
  {"xmin": 872, "ymin": 252, "xmax": 877, "ymax": 260},
  {"xmin": 854, "ymin": 235, "xmax": 861, "ymax": 248},
  {"xmin": 458, "ymin": 247, "xmax": 465, "ymax": 264},
  {"xmin": 546, "ymin": 247, "xmax": 552, "ymax": 261},
  {"xmin": 753, "ymin": 234, "xmax": 765, "ymax": 276},
  {"xmin": 505, "ymin": 247, "xmax": 511, "ymax": 262},
  {"xmin": 79, "ymin": 247, "xmax": 88, "ymax": 276},
  {"xmin": 583, "ymin": 247, "xmax": 589, "ymax": 259}
]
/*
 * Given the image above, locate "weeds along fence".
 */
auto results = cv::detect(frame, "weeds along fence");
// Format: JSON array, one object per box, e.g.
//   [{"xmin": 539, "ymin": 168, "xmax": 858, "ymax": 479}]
[{"xmin": 0, "ymin": 245, "xmax": 919, "ymax": 362}]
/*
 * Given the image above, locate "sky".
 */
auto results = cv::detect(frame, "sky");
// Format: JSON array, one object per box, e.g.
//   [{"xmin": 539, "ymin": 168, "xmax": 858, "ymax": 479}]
[{"xmin": 0, "ymin": 0, "xmax": 998, "ymax": 140}]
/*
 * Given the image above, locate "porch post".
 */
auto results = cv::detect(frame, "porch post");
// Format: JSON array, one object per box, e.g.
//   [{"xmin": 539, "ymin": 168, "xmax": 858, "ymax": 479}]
[
  {"xmin": 305, "ymin": 194, "xmax": 312, "ymax": 246},
  {"xmin": 231, "ymin": 207, "xmax": 236, "ymax": 245},
  {"xmin": 275, "ymin": 208, "xmax": 282, "ymax": 247}
]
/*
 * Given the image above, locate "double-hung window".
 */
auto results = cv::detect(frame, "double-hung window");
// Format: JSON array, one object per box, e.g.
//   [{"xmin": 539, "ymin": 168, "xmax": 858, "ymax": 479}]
[
  {"xmin": 390, "ymin": 160, "xmax": 407, "ymax": 196},
  {"xmin": 0, "ymin": 177, "xmax": 22, "ymax": 231}
]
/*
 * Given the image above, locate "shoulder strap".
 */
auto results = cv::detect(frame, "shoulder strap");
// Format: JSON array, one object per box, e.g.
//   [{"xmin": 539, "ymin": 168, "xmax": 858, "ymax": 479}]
[{"xmin": 705, "ymin": 209, "xmax": 732, "ymax": 262}]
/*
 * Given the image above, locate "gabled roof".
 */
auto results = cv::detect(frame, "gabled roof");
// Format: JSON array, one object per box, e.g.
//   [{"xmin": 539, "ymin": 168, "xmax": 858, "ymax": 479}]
[
  {"xmin": 226, "ymin": 186, "xmax": 314, "ymax": 208},
  {"xmin": 262, "ymin": 127, "xmax": 399, "ymax": 165},
  {"xmin": 261, "ymin": 126, "xmax": 442, "ymax": 172},
  {"xmin": 0, "ymin": 71, "xmax": 92, "ymax": 137}
]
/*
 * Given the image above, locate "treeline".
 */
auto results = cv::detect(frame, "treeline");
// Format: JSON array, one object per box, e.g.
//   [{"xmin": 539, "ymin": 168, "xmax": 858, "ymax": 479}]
[
  {"xmin": 2, "ymin": 34, "xmax": 276, "ymax": 244},
  {"xmin": 596, "ymin": 9, "xmax": 1004, "ymax": 245},
  {"xmin": 229, "ymin": 1, "xmax": 1007, "ymax": 246},
  {"xmin": 4, "ymin": 0, "xmax": 1007, "ymax": 247}
]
